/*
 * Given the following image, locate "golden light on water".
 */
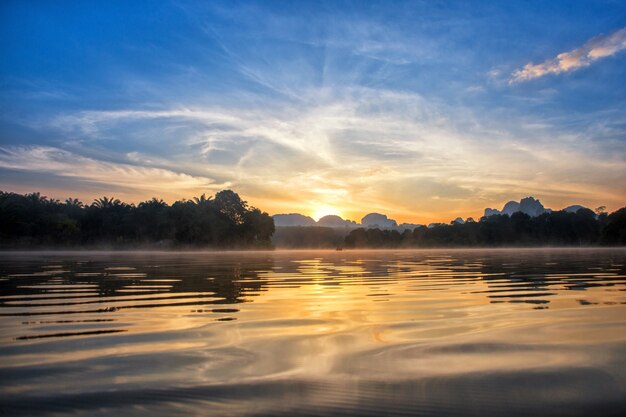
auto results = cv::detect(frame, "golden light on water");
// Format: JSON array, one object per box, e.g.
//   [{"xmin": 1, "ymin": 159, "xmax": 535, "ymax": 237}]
[{"xmin": 2, "ymin": 250, "xmax": 626, "ymax": 415}]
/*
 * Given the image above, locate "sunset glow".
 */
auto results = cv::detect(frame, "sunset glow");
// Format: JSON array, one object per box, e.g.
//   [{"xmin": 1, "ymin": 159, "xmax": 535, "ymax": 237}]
[
  {"xmin": 312, "ymin": 205, "xmax": 343, "ymax": 222},
  {"xmin": 0, "ymin": 1, "xmax": 624, "ymax": 224},
  {"xmin": 1, "ymin": 3, "xmax": 626, "ymax": 416}
]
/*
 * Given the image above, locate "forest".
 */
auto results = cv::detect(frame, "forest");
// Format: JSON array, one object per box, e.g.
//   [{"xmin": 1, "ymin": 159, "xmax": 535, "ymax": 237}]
[
  {"xmin": 0, "ymin": 190, "xmax": 274, "ymax": 248},
  {"xmin": 1, "ymin": 190, "xmax": 625, "ymax": 249},
  {"xmin": 344, "ymin": 208, "xmax": 626, "ymax": 248}
]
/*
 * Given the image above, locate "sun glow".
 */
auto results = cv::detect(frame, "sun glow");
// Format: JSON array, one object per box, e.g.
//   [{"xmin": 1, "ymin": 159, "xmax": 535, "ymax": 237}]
[{"xmin": 312, "ymin": 205, "xmax": 342, "ymax": 221}]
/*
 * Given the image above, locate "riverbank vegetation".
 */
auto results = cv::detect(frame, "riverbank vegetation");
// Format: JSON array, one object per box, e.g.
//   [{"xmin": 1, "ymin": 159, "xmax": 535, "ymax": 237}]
[
  {"xmin": 1, "ymin": 190, "xmax": 624, "ymax": 248},
  {"xmin": 0, "ymin": 190, "xmax": 274, "ymax": 248},
  {"xmin": 344, "ymin": 208, "xmax": 626, "ymax": 248}
]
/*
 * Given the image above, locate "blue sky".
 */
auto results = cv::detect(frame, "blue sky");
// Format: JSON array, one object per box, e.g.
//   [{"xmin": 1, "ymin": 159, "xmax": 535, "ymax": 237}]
[{"xmin": 1, "ymin": 0, "xmax": 625, "ymax": 222}]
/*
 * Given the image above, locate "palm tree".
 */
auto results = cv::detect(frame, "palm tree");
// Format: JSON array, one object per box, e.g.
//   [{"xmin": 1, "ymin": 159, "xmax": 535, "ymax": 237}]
[
  {"xmin": 92, "ymin": 196, "xmax": 121, "ymax": 209},
  {"xmin": 65, "ymin": 198, "xmax": 84, "ymax": 208},
  {"xmin": 193, "ymin": 193, "xmax": 213, "ymax": 207},
  {"xmin": 26, "ymin": 192, "xmax": 47, "ymax": 205}
]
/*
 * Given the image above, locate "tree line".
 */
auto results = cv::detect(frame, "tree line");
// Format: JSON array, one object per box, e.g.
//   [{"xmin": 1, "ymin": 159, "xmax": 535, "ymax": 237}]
[
  {"xmin": 1, "ymin": 190, "xmax": 625, "ymax": 249},
  {"xmin": 344, "ymin": 207, "xmax": 626, "ymax": 248},
  {"xmin": 0, "ymin": 190, "xmax": 274, "ymax": 248}
]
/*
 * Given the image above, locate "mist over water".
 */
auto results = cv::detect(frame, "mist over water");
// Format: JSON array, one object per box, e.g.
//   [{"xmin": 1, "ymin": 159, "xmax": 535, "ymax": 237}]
[{"xmin": 1, "ymin": 249, "xmax": 626, "ymax": 416}]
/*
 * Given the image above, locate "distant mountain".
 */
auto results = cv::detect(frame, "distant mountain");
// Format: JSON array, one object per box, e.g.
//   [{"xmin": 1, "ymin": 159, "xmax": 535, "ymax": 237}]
[
  {"xmin": 273, "ymin": 213, "xmax": 356, "ymax": 228},
  {"xmin": 502, "ymin": 201, "xmax": 521, "ymax": 216},
  {"xmin": 274, "ymin": 212, "xmax": 413, "ymax": 229},
  {"xmin": 563, "ymin": 205, "xmax": 587, "ymax": 213},
  {"xmin": 398, "ymin": 223, "xmax": 423, "ymax": 231},
  {"xmin": 519, "ymin": 197, "xmax": 550, "ymax": 217},
  {"xmin": 273, "ymin": 213, "xmax": 316, "ymax": 227},
  {"xmin": 484, "ymin": 208, "xmax": 500, "ymax": 217},
  {"xmin": 278, "ymin": 199, "xmax": 594, "ymax": 230},
  {"xmin": 484, "ymin": 196, "xmax": 551, "ymax": 218},
  {"xmin": 317, "ymin": 215, "xmax": 357, "ymax": 227},
  {"xmin": 361, "ymin": 213, "xmax": 398, "ymax": 228}
]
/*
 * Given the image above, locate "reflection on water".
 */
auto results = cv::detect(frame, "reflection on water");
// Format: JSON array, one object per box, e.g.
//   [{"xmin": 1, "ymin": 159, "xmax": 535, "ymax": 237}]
[{"xmin": 1, "ymin": 249, "xmax": 626, "ymax": 416}]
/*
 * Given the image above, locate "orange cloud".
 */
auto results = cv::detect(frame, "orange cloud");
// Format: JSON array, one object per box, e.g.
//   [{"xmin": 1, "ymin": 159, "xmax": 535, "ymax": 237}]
[{"xmin": 511, "ymin": 27, "xmax": 626, "ymax": 83}]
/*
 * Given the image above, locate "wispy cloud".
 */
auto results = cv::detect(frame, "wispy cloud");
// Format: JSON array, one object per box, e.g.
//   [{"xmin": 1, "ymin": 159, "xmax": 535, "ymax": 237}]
[
  {"xmin": 510, "ymin": 27, "xmax": 626, "ymax": 83},
  {"xmin": 29, "ymin": 85, "xmax": 626, "ymax": 221},
  {"xmin": 0, "ymin": 146, "xmax": 228, "ymax": 201},
  {"xmin": 3, "ymin": 1, "xmax": 626, "ymax": 222}
]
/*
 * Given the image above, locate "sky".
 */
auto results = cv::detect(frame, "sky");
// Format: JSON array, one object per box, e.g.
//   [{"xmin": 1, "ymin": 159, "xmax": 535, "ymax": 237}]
[{"xmin": 1, "ymin": 0, "xmax": 625, "ymax": 223}]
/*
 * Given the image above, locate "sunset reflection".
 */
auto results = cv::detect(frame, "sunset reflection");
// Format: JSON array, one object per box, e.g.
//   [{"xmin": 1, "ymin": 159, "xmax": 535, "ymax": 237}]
[{"xmin": 2, "ymin": 250, "xmax": 626, "ymax": 416}]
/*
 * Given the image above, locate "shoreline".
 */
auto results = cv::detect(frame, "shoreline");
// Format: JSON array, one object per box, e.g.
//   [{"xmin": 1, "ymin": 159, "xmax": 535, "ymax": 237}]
[{"xmin": 1, "ymin": 246, "xmax": 625, "ymax": 255}]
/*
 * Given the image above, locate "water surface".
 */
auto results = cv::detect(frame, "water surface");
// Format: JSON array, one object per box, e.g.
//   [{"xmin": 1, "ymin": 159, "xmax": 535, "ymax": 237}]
[{"xmin": 1, "ymin": 249, "xmax": 626, "ymax": 416}]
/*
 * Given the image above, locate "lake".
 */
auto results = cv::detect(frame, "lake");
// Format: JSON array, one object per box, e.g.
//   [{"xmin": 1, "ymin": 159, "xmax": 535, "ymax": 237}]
[{"xmin": 1, "ymin": 249, "xmax": 626, "ymax": 416}]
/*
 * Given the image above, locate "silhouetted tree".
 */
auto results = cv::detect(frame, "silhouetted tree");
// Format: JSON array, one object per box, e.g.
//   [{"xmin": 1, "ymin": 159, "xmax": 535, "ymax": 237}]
[
  {"xmin": 1, "ymin": 189, "xmax": 624, "ymax": 249},
  {"xmin": 601, "ymin": 207, "xmax": 626, "ymax": 245},
  {"xmin": 0, "ymin": 190, "xmax": 274, "ymax": 248},
  {"xmin": 343, "ymin": 207, "xmax": 626, "ymax": 248}
]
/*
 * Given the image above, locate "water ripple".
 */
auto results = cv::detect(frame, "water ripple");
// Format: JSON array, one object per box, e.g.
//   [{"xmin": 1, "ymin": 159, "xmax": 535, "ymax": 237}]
[{"xmin": 0, "ymin": 249, "xmax": 625, "ymax": 416}]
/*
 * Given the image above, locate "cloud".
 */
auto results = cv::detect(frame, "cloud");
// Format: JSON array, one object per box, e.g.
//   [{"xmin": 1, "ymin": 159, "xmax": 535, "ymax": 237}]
[
  {"xmin": 510, "ymin": 27, "xmax": 626, "ymax": 83},
  {"xmin": 0, "ymin": 146, "xmax": 227, "ymax": 201},
  {"xmin": 7, "ymin": 86, "xmax": 626, "ymax": 222}
]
